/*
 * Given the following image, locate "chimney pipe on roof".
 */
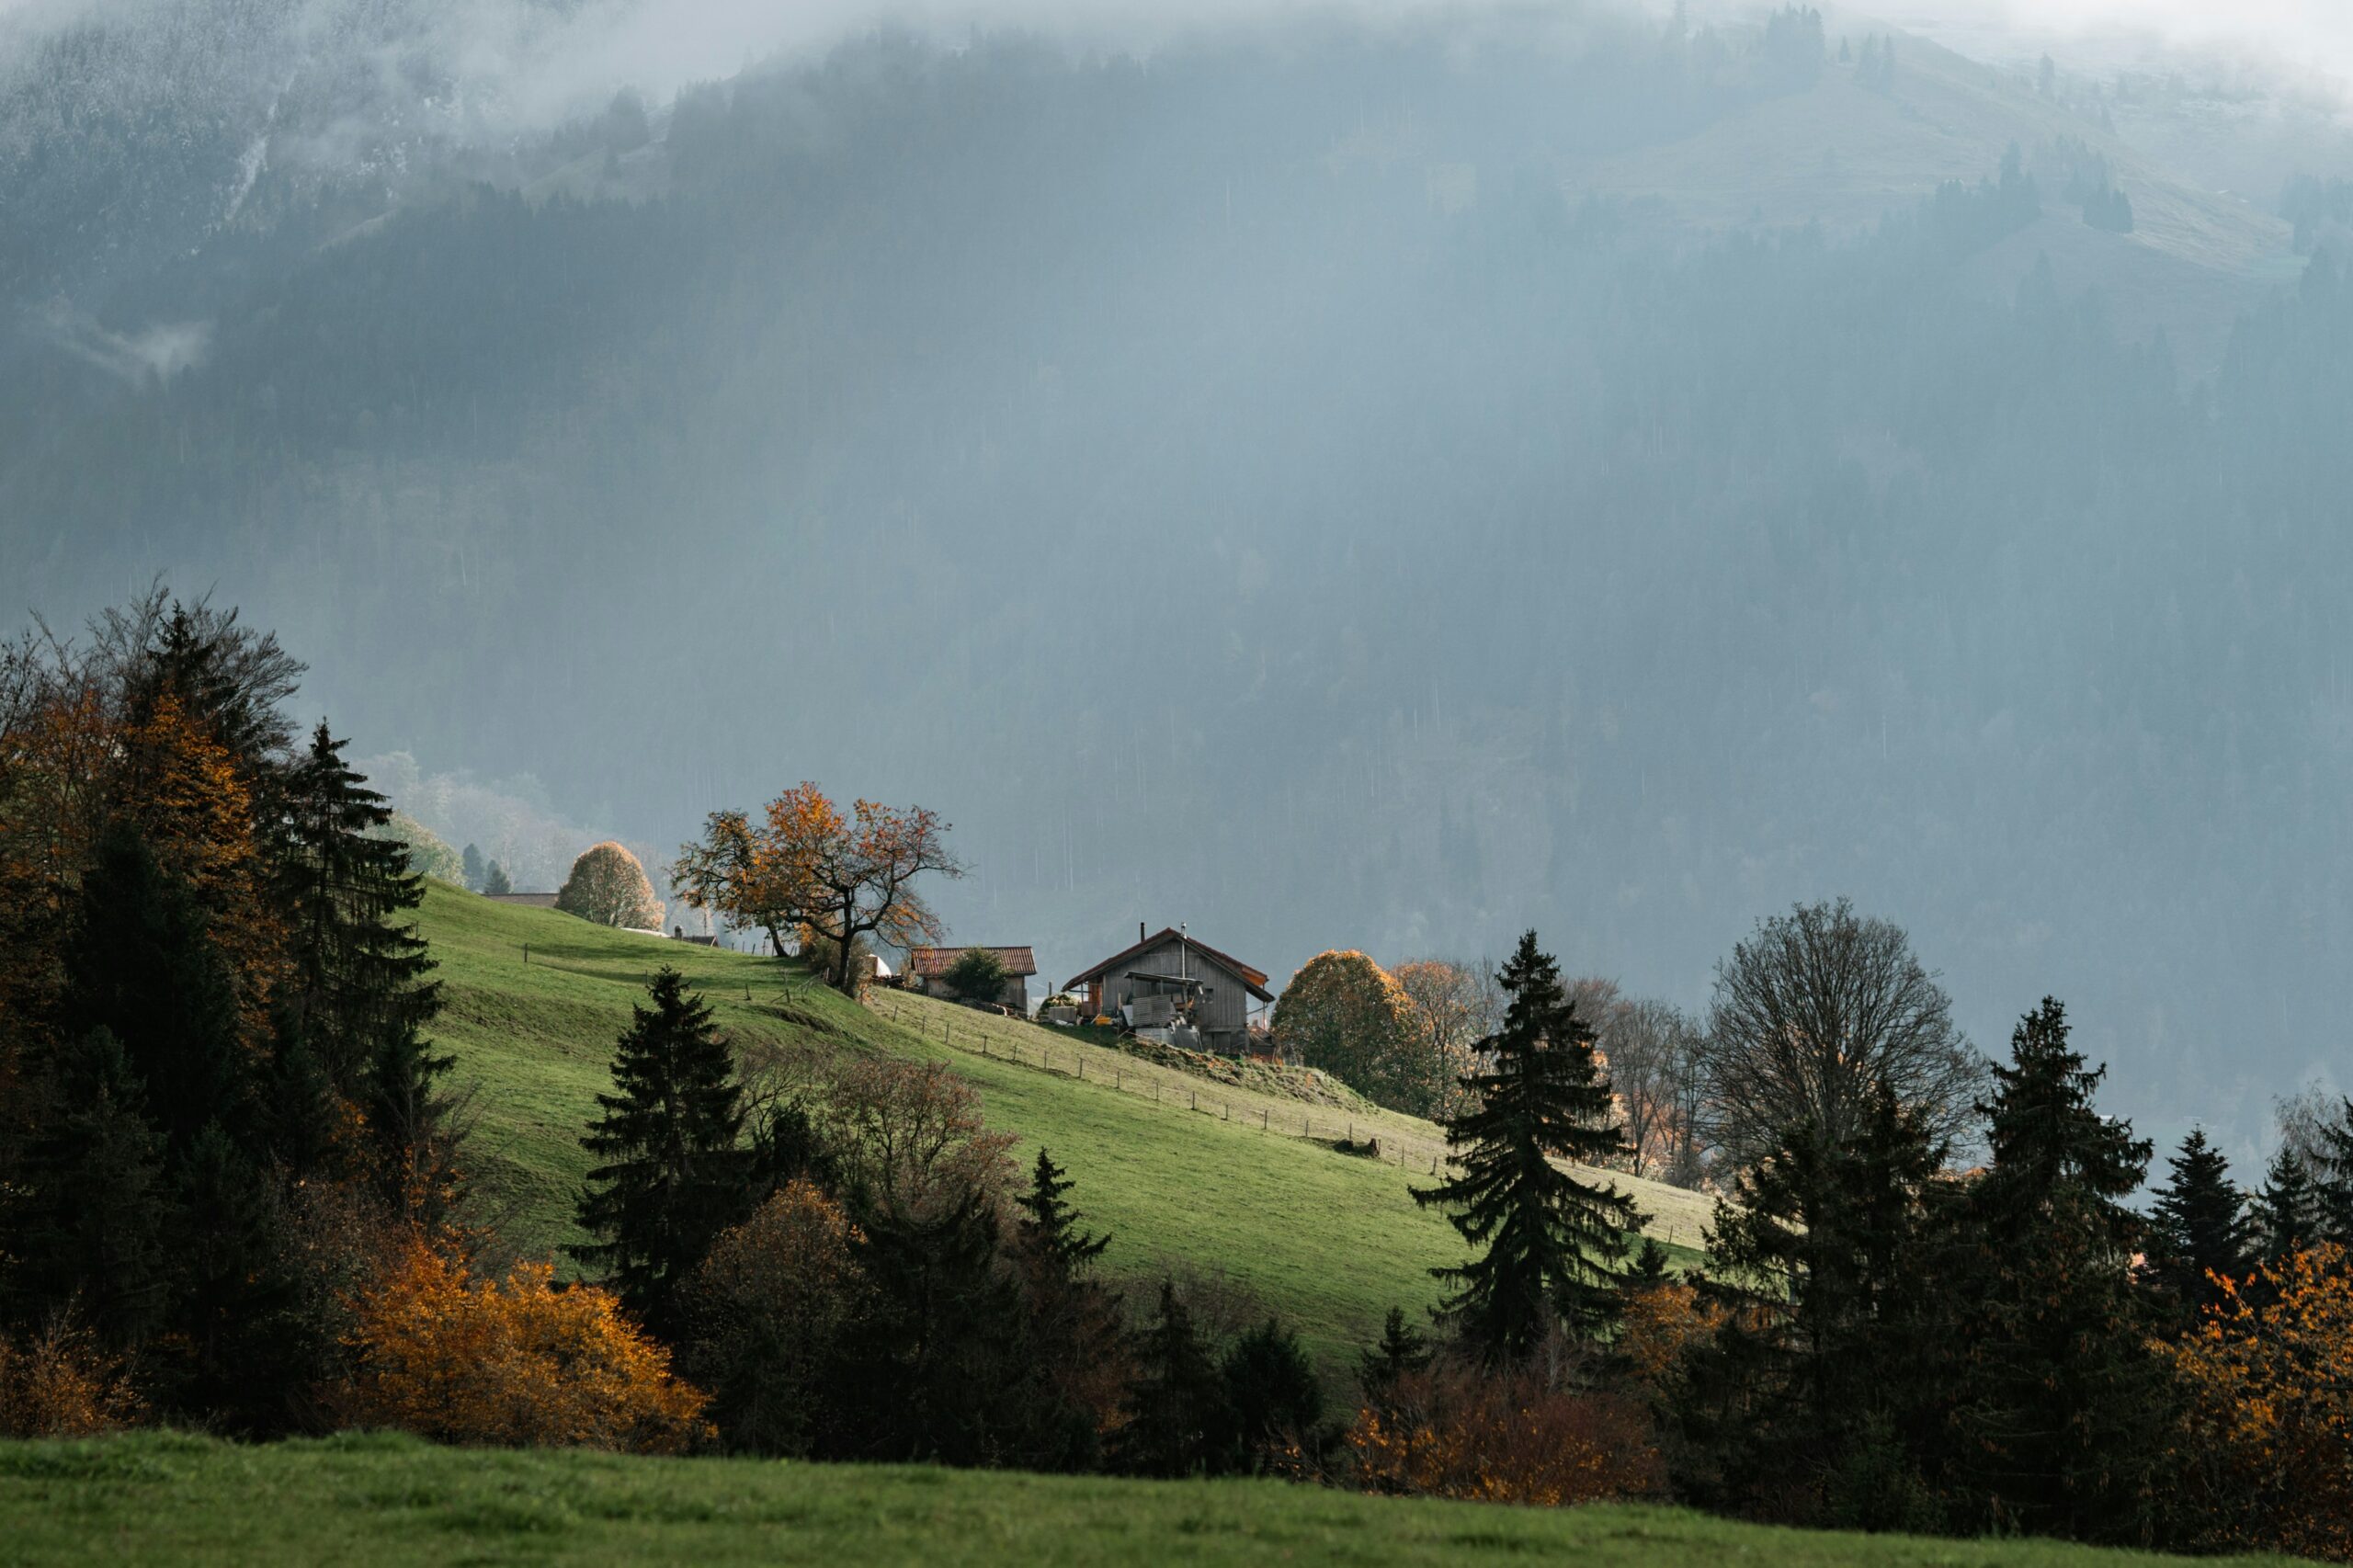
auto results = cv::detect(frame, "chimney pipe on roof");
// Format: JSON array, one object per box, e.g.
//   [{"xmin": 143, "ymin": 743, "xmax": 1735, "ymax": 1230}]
[{"xmin": 1140, "ymin": 921, "xmax": 1146, "ymax": 944}]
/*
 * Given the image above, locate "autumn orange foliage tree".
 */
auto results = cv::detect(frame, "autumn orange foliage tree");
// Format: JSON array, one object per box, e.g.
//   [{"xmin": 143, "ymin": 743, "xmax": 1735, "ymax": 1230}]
[
  {"xmin": 341, "ymin": 1238, "xmax": 710, "ymax": 1453},
  {"xmin": 1347, "ymin": 1357, "xmax": 1665, "ymax": 1506},
  {"xmin": 673, "ymin": 784, "xmax": 961, "ymax": 992},
  {"xmin": 2169, "ymin": 1243, "xmax": 2353, "ymax": 1562}
]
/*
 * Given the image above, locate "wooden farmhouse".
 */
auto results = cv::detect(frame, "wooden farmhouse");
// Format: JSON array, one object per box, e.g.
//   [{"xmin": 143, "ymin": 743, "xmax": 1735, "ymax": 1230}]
[
  {"xmin": 903, "ymin": 946, "xmax": 1038, "ymax": 1011},
  {"xmin": 1063, "ymin": 926, "xmax": 1273, "ymax": 1054}
]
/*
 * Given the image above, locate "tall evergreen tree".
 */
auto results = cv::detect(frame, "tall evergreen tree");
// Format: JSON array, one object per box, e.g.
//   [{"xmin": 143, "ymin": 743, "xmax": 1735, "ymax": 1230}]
[
  {"xmin": 460, "ymin": 843, "xmax": 485, "ymax": 892},
  {"xmin": 1950, "ymin": 998, "xmax": 2174, "ymax": 1545},
  {"xmin": 2145, "ymin": 1128, "xmax": 2252, "ymax": 1319},
  {"xmin": 1668, "ymin": 1085, "xmax": 1955, "ymax": 1526},
  {"xmin": 60, "ymin": 822, "xmax": 250, "ymax": 1154},
  {"xmin": 2250, "ymin": 1144, "xmax": 2318, "ymax": 1261},
  {"xmin": 1412, "ymin": 930, "xmax": 1641, "ymax": 1358},
  {"xmin": 1217, "ymin": 1318, "xmax": 1326, "ymax": 1472},
  {"xmin": 1113, "ymin": 1280, "xmax": 1230, "ymax": 1477},
  {"xmin": 2310, "ymin": 1096, "xmax": 2353, "ymax": 1249},
  {"xmin": 166, "ymin": 1122, "xmax": 302, "ymax": 1432},
  {"xmin": 1015, "ymin": 1147, "xmax": 1110, "ymax": 1275},
  {"xmin": 846, "ymin": 1187, "xmax": 1032, "ymax": 1465},
  {"xmin": 277, "ymin": 722, "xmax": 458, "ymax": 1221},
  {"xmin": 6, "ymin": 1027, "xmax": 167, "ymax": 1346},
  {"xmin": 277, "ymin": 723, "xmax": 441, "ymax": 1086},
  {"xmin": 572, "ymin": 967, "xmax": 747, "ymax": 1333},
  {"xmin": 1005, "ymin": 1148, "xmax": 1123, "ymax": 1472}
]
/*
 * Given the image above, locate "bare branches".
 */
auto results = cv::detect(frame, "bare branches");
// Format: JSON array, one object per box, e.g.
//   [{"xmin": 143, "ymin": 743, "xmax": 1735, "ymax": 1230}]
[{"xmin": 1700, "ymin": 898, "xmax": 1983, "ymax": 1173}]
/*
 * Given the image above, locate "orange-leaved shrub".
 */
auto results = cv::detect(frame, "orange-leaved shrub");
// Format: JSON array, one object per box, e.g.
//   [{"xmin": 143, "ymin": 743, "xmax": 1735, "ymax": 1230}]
[
  {"xmin": 1617, "ymin": 1278, "xmax": 1726, "ymax": 1391},
  {"xmin": 0, "ymin": 1319, "xmax": 142, "ymax": 1437},
  {"xmin": 1347, "ymin": 1358, "xmax": 1665, "ymax": 1506},
  {"xmin": 340, "ymin": 1237, "xmax": 708, "ymax": 1452},
  {"xmin": 2169, "ymin": 1243, "xmax": 2353, "ymax": 1562}
]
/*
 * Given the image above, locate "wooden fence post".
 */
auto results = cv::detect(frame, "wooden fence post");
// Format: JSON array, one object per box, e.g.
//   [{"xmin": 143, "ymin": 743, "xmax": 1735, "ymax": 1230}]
[{"xmin": 522, "ymin": 944, "xmax": 529, "ymax": 965}]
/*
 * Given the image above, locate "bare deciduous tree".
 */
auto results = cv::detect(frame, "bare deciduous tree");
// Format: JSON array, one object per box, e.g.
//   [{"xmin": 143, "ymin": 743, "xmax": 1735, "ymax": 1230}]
[
  {"xmin": 1602, "ymin": 996, "xmax": 1709, "ymax": 1184},
  {"xmin": 1701, "ymin": 898, "xmax": 1982, "ymax": 1172}
]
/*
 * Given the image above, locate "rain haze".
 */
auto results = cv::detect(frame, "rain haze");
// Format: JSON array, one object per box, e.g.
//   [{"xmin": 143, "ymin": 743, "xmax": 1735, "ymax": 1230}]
[{"xmin": 6, "ymin": 0, "xmax": 2352, "ymax": 1167}]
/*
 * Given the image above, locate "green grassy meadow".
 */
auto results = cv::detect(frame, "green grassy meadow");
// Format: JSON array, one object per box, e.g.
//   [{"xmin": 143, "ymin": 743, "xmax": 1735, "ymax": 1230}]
[
  {"xmin": 0, "ymin": 1433, "xmax": 2301, "ymax": 1568},
  {"xmin": 420, "ymin": 884, "xmax": 1706, "ymax": 1363}
]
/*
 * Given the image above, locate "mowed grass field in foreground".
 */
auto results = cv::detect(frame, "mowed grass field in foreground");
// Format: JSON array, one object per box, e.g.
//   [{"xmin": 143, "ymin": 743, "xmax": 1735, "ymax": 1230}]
[
  {"xmin": 0, "ymin": 1435, "xmax": 2302, "ymax": 1568},
  {"xmin": 420, "ymin": 884, "xmax": 1706, "ymax": 1365}
]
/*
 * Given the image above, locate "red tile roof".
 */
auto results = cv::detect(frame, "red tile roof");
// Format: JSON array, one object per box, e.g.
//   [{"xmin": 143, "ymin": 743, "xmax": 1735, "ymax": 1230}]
[
  {"xmin": 1063, "ymin": 928, "xmax": 1273, "ymax": 1004},
  {"xmin": 905, "ymin": 945, "xmax": 1038, "ymax": 979}
]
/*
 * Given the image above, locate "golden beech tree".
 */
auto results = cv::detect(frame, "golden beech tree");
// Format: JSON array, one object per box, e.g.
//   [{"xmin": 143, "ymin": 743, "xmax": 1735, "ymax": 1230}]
[
  {"xmin": 1273, "ymin": 951, "xmax": 1433, "ymax": 1115},
  {"xmin": 555, "ymin": 841, "xmax": 666, "ymax": 929},
  {"xmin": 2169, "ymin": 1243, "xmax": 2353, "ymax": 1562},
  {"xmin": 341, "ymin": 1238, "xmax": 710, "ymax": 1453},
  {"xmin": 673, "ymin": 783, "xmax": 961, "ymax": 993}
]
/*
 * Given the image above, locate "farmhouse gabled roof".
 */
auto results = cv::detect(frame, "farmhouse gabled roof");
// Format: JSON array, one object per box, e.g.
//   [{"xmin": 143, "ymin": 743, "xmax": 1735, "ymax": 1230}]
[
  {"xmin": 905, "ymin": 945, "xmax": 1039, "ymax": 979},
  {"xmin": 1064, "ymin": 928, "xmax": 1274, "ymax": 1005}
]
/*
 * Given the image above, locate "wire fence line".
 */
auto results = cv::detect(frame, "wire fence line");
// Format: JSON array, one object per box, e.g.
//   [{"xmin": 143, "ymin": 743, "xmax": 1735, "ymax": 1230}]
[
  {"xmin": 869, "ymin": 995, "xmax": 1713, "ymax": 1256},
  {"xmin": 872, "ymin": 996, "xmax": 1461, "ymax": 1177}
]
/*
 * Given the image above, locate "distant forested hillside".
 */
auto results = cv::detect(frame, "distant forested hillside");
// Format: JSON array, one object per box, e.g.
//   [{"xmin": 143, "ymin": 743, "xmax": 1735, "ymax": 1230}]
[{"xmin": 4, "ymin": 9, "xmax": 2349, "ymax": 1153}]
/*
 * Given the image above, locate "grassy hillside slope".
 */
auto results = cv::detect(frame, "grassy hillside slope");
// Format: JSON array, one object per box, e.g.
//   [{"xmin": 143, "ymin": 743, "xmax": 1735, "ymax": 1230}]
[
  {"xmin": 420, "ymin": 885, "xmax": 1705, "ymax": 1363},
  {"xmin": 0, "ymin": 1435, "xmax": 2299, "ymax": 1568}
]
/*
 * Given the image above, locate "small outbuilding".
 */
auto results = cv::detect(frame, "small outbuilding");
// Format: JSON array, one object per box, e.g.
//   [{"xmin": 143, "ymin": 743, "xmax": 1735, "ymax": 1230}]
[
  {"xmin": 904, "ymin": 946, "xmax": 1037, "ymax": 1011},
  {"xmin": 1063, "ymin": 926, "xmax": 1273, "ymax": 1054}
]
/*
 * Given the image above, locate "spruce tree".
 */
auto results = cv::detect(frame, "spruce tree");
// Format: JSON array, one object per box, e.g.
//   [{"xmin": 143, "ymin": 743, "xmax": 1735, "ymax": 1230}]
[
  {"xmin": 8, "ymin": 1028, "xmax": 167, "ymax": 1345},
  {"xmin": 1357, "ymin": 1306, "xmax": 1432, "ymax": 1409},
  {"xmin": 2310, "ymin": 1096, "xmax": 2353, "ymax": 1249},
  {"xmin": 277, "ymin": 722, "xmax": 456, "ymax": 1219},
  {"xmin": 61, "ymin": 823, "xmax": 250, "ymax": 1153},
  {"xmin": 1218, "ymin": 1318, "xmax": 1325, "ymax": 1472},
  {"xmin": 1114, "ymin": 1280, "xmax": 1230, "ymax": 1477},
  {"xmin": 1006, "ymin": 1148, "xmax": 1123, "ymax": 1472},
  {"xmin": 460, "ymin": 843, "xmax": 485, "ymax": 892},
  {"xmin": 1951, "ymin": 997, "xmax": 2173, "ymax": 1545},
  {"xmin": 483, "ymin": 860, "xmax": 513, "ymax": 896},
  {"xmin": 168, "ymin": 1123, "xmax": 301, "ymax": 1431},
  {"xmin": 572, "ymin": 967, "xmax": 747, "ymax": 1333},
  {"xmin": 1411, "ymin": 930, "xmax": 1641, "ymax": 1358},
  {"xmin": 1668, "ymin": 1085, "xmax": 1954, "ymax": 1524},
  {"xmin": 1015, "ymin": 1147, "xmax": 1110, "ymax": 1275},
  {"xmin": 2145, "ymin": 1128, "xmax": 2251, "ymax": 1318},
  {"xmin": 2250, "ymin": 1144, "xmax": 2318, "ymax": 1261}
]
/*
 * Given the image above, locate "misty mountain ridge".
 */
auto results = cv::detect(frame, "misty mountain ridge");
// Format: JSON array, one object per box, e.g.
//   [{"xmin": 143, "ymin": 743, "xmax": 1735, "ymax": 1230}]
[{"xmin": 6, "ymin": 2, "xmax": 2352, "ymax": 1161}]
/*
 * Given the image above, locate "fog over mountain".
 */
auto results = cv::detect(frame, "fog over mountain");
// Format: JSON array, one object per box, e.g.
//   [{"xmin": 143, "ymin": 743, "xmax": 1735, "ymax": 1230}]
[{"xmin": 6, "ymin": 0, "xmax": 2351, "ymax": 1160}]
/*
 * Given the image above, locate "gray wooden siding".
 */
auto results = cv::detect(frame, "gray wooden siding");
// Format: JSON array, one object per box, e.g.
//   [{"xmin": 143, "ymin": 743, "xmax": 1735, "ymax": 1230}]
[{"xmin": 1103, "ymin": 936, "xmax": 1254, "ymax": 1039}]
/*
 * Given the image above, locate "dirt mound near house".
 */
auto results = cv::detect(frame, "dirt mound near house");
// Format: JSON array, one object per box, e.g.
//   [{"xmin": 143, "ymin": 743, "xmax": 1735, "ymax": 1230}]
[{"xmin": 1110, "ymin": 1036, "xmax": 1375, "ymax": 1112}]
